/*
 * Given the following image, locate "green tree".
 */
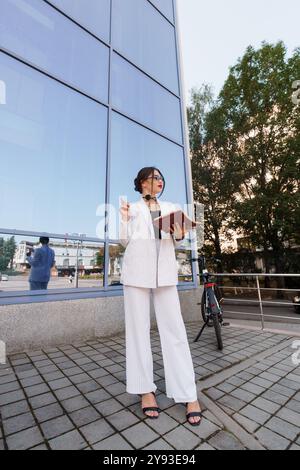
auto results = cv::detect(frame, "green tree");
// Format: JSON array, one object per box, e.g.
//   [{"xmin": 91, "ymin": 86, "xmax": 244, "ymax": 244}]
[
  {"xmin": 0, "ymin": 236, "xmax": 16, "ymax": 272},
  {"xmin": 217, "ymin": 41, "xmax": 300, "ymax": 274},
  {"xmin": 188, "ymin": 86, "xmax": 244, "ymax": 264}
]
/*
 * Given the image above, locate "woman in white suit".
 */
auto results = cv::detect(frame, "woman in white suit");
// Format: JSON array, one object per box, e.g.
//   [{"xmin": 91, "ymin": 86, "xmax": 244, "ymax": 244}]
[{"xmin": 119, "ymin": 167, "xmax": 202, "ymax": 426}]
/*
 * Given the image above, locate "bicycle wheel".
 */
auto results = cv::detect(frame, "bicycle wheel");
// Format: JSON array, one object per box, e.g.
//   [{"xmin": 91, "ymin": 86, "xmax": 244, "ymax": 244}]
[{"xmin": 212, "ymin": 314, "xmax": 223, "ymax": 350}]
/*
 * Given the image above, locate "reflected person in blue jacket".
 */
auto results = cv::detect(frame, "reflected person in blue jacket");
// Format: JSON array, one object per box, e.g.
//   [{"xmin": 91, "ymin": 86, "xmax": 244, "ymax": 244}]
[{"xmin": 26, "ymin": 237, "xmax": 55, "ymax": 291}]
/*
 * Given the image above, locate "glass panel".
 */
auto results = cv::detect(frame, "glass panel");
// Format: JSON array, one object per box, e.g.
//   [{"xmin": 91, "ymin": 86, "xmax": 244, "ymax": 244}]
[
  {"xmin": 0, "ymin": 0, "xmax": 109, "ymax": 101},
  {"xmin": 108, "ymin": 112, "xmax": 187, "ymax": 240},
  {"xmin": 112, "ymin": 0, "xmax": 179, "ymax": 95},
  {"xmin": 111, "ymin": 53, "xmax": 182, "ymax": 143},
  {"xmin": 148, "ymin": 0, "xmax": 174, "ymax": 22},
  {"xmin": 0, "ymin": 53, "xmax": 107, "ymax": 239},
  {"xmin": 108, "ymin": 243, "xmax": 125, "ymax": 286},
  {"xmin": 47, "ymin": 0, "xmax": 111, "ymax": 43},
  {"xmin": 176, "ymin": 250, "xmax": 193, "ymax": 283},
  {"xmin": 0, "ymin": 233, "xmax": 105, "ymax": 293}
]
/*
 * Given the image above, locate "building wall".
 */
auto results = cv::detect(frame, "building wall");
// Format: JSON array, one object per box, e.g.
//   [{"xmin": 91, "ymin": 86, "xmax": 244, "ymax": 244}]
[
  {"xmin": 0, "ymin": 287, "xmax": 203, "ymax": 354},
  {"xmin": 0, "ymin": 0, "xmax": 198, "ymax": 306}
]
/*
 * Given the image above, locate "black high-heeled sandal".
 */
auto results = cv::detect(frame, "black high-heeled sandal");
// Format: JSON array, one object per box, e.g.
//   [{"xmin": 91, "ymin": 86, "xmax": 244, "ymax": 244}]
[
  {"xmin": 185, "ymin": 402, "xmax": 202, "ymax": 426},
  {"xmin": 139, "ymin": 391, "xmax": 161, "ymax": 419}
]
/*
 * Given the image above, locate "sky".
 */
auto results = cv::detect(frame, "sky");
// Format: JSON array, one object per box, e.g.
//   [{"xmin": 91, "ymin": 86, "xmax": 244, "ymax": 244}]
[{"xmin": 177, "ymin": 0, "xmax": 300, "ymax": 103}]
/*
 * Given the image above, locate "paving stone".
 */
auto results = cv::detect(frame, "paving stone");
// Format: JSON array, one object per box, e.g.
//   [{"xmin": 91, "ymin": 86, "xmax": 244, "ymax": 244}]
[
  {"xmin": 0, "ymin": 439, "xmax": 5, "ymax": 450},
  {"xmin": 157, "ymin": 404, "xmax": 185, "ymax": 424},
  {"xmin": 54, "ymin": 386, "xmax": 80, "ymax": 401},
  {"xmin": 69, "ymin": 406, "xmax": 102, "ymax": 427},
  {"xmin": 185, "ymin": 417, "xmax": 220, "ymax": 440},
  {"xmin": 48, "ymin": 378, "xmax": 73, "ymax": 391},
  {"xmin": 28, "ymin": 392, "xmax": 57, "ymax": 409},
  {"xmin": 206, "ymin": 388, "xmax": 225, "ymax": 401},
  {"xmin": 208, "ymin": 431, "xmax": 245, "ymax": 450},
  {"xmin": 240, "ymin": 382, "xmax": 265, "ymax": 396},
  {"xmin": 145, "ymin": 411, "xmax": 179, "ymax": 434},
  {"xmin": 1, "ymin": 400, "xmax": 31, "ymax": 419},
  {"xmin": 3, "ymin": 412, "xmax": 36, "ymax": 436},
  {"xmin": 286, "ymin": 399, "xmax": 300, "ymax": 414},
  {"xmin": 34, "ymin": 403, "xmax": 64, "ymax": 423},
  {"xmin": 6, "ymin": 427, "xmax": 44, "ymax": 450},
  {"xmin": 218, "ymin": 395, "xmax": 247, "ymax": 412},
  {"xmin": 105, "ymin": 382, "xmax": 126, "ymax": 396},
  {"xmin": 79, "ymin": 419, "xmax": 115, "ymax": 445},
  {"xmin": 144, "ymin": 439, "xmax": 175, "ymax": 450},
  {"xmin": 61, "ymin": 396, "xmax": 91, "ymax": 413},
  {"xmin": 69, "ymin": 373, "xmax": 91, "ymax": 384},
  {"xmin": 250, "ymin": 377, "xmax": 273, "ymax": 389},
  {"xmin": 95, "ymin": 398, "xmax": 124, "ymax": 417},
  {"xmin": 261, "ymin": 390, "xmax": 289, "ymax": 406},
  {"xmin": 40, "ymin": 415, "xmax": 74, "ymax": 439},
  {"xmin": 0, "ymin": 381, "xmax": 21, "ymax": 394},
  {"xmin": 0, "ymin": 374, "xmax": 17, "ymax": 385},
  {"xmin": 160, "ymin": 425, "xmax": 200, "ymax": 450},
  {"xmin": 48, "ymin": 430, "xmax": 87, "ymax": 450},
  {"xmin": 60, "ymin": 367, "xmax": 83, "ymax": 377},
  {"xmin": 42, "ymin": 372, "xmax": 65, "ymax": 382},
  {"xmin": 227, "ymin": 377, "xmax": 245, "ymax": 387},
  {"xmin": 6, "ymin": 369, "xmax": 32, "ymax": 381},
  {"xmin": 0, "ymin": 390, "xmax": 25, "ymax": 406},
  {"xmin": 14, "ymin": 364, "xmax": 36, "ymax": 374},
  {"xmin": 85, "ymin": 389, "xmax": 111, "ymax": 405},
  {"xmin": 278, "ymin": 378, "xmax": 300, "ymax": 392},
  {"xmin": 270, "ymin": 384, "xmax": 296, "ymax": 398},
  {"xmin": 195, "ymin": 443, "xmax": 215, "ymax": 450},
  {"xmin": 230, "ymin": 388, "xmax": 256, "ymax": 403},
  {"xmin": 251, "ymin": 397, "xmax": 282, "ymax": 415},
  {"xmin": 24, "ymin": 384, "xmax": 51, "ymax": 398},
  {"xmin": 107, "ymin": 409, "xmax": 140, "ymax": 431},
  {"xmin": 217, "ymin": 383, "xmax": 236, "ymax": 394},
  {"xmin": 255, "ymin": 427, "xmax": 290, "ymax": 450},
  {"xmin": 92, "ymin": 434, "xmax": 133, "ymax": 450},
  {"xmin": 233, "ymin": 413, "xmax": 260, "ymax": 433},
  {"xmin": 20, "ymin": 375, "xmax": 44, "ymax": 388},
  {"xmin": 265, "ymin": 416, "xmax": 299, "ymax": 441},
  {"xmin": 276, "ymin": 408, "xmax": 300, "ymax": 428},
  {"xmin": 289, "ymin": 444, "xmax": 300, "ymax": 450},
  {"xmin": 239, "ymin": 405, "xmax": 271, "ymax": 425},
  {"xmin": 120, "ymin": 422, "xmax": 159, "ymax": 450},
  {"xmin": 293, "ymin": 392, "xmax": 300, "ymax": 402},
  {"xmin": 259, "ymin": 372, "xmax": 280, "ymax": 383},
  {"xmin": 76, "ymin": 380, "xmax": 101, "ymax": 394}
]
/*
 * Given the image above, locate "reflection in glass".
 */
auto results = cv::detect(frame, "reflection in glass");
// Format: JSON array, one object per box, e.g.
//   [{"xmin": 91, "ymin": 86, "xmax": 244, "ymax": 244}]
[
  {"xmin": 0, "ymin": 0, "xmax": 109, "ymax": 101},
  {"xmin": 0, "ymin": 53, "xmax": 107, "ymax": 238},
  {"xmin": 112, "ymin": 53, "xmax": 182, "ymax": 143},
  {"xmin": 47, "ymin": 0, "xmax": 111, "ymax": 43},
  {"xmin": 112, "ymin": 0, "xmax": 179, "ymax": 94},
  {"xmin": 0, "ymin": 233, "xmax": 104, "ymax": 293},
  {"xmin": 176, "ymin": 250, "xmax": 193, "ymax": 283},
  {"xmin": 149, "ymin": 0, "xmax": 174, "ymax": 22},
  {"xmin": 108, "ymin": 243, "xmax": 125, "ymax": 286},
  {"xmin": 109, "ymin": 112, "xmax": 187, "ymax": 241}
]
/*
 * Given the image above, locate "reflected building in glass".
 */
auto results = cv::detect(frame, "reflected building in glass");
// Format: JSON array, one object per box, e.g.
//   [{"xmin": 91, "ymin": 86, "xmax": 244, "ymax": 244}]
[{"xmin": 0, "ymin": 0, "xmax": 196, "ymax": 304}]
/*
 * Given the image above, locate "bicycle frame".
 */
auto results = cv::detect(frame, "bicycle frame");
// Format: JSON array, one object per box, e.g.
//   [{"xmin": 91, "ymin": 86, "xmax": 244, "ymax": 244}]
[{"xmin": 192, "ymin": 255, "xmax": 224, "ymax": 349}]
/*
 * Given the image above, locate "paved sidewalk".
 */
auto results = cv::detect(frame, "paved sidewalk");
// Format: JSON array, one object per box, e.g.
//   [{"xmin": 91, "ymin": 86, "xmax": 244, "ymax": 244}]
[{"xmin": 0, "ymin": 324, "xmax": 299, "ymax": 450}]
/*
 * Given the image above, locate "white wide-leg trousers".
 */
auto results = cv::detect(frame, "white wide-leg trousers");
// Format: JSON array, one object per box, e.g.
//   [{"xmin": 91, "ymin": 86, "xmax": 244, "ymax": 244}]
[{"xmin": 123, "ymin": 284, "xmax": 198, "ymax": 403}]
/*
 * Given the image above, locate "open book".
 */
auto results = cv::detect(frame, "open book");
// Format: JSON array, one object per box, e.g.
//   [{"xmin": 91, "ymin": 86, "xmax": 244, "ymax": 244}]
[{"xmin": 153, "ymin": 210, "xmax": 199, "ymax": 233}]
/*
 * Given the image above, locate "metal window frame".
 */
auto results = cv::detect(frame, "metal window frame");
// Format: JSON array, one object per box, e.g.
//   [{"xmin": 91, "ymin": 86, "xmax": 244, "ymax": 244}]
[{"xmin": 0, "ymin": 0, "xmax": 198, "ymax": 305}]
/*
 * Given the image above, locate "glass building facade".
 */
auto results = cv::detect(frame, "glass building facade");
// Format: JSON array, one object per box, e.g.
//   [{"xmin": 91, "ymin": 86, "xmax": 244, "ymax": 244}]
[{"xmin": 0, "ymin": 0, "xmax": 196, "ymax": 303}]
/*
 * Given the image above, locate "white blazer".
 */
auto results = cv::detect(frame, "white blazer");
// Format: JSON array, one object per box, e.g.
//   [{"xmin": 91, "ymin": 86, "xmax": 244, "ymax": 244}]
[{"xmin": 119, "ymin": 197, "xmax": 184, "ymax": 288}]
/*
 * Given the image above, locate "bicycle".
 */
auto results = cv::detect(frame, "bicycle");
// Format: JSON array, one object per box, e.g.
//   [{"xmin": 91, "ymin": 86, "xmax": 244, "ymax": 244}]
[{"xmin": 191, "ymin": 255, "xmax": 226, "ymax": 350}]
